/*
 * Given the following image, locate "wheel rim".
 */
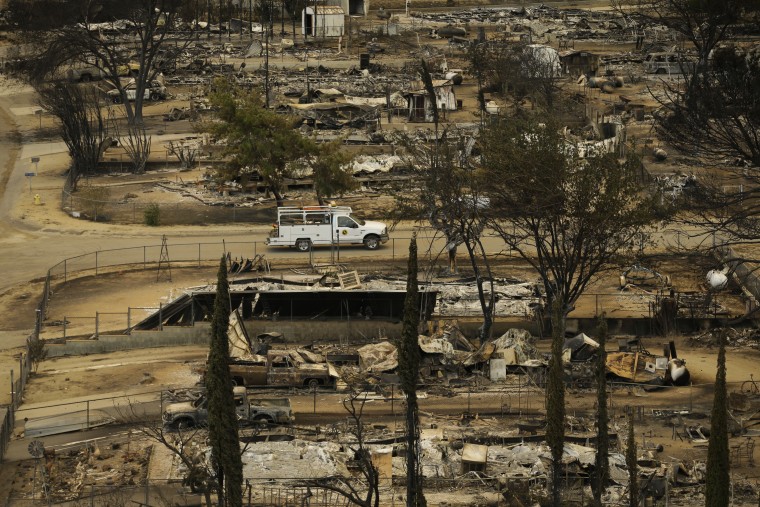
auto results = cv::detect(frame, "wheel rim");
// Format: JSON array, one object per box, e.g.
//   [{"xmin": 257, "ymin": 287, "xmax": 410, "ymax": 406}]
[
  {"xmin": 297, "ymin": 240, "xmax": 310, "ymax": 251},
  {"xmin": 365, "ymin": 237, "xmax": 378, "ymax": 249}
]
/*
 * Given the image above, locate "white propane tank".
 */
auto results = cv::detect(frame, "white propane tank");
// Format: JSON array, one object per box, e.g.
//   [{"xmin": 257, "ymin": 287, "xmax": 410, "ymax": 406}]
[{"xmin": 706, "ymin": 269, "xmax": 728, "ymax": 290}]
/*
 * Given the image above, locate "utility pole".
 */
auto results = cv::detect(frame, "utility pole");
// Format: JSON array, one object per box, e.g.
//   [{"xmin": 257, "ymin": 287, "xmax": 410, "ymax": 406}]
[{"xmin": 265, "ymin": 1, "xmax": 270, "ymax": 108}]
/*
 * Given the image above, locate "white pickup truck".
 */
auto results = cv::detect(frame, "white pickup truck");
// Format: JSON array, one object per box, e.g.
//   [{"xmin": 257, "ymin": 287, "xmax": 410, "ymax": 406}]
[
  {"xmin": 106, "ymin": 80, "xmax": 167, "ymax": 104},
  {"xmin": 266, "ymin": 206, "xmax": 389, "ymax": 251},
  {"xmin": 162, "ymin": 387, "xmax": 294, "ymax": 429}
]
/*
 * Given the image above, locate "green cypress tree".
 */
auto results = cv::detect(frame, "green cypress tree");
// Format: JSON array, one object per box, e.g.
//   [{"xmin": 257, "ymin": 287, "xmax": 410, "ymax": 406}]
[
  {"xmin": 706, "ymin": 330, "xmax": 730, "ymax": 507},
  {"xmin": 626, "ymin": 412, "xmax": 639, "ymax": 507},
  {"xmin": 206, "ymin": 256, "xmax": 243, "ymax": 507},
  {"xmin": 398, "ymin": 235, "xmax": 427, "ymax": 507},
  {"xmin": 545, "ymin": 299, "xmax": 566, "ymax": 507},
  {"xmin": 593, "ymin": 315, "xmax": 609, "ymax": 507}
]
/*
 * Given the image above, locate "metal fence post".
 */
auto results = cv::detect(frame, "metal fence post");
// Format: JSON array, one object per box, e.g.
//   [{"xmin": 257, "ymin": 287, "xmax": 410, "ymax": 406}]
[
  {"xmin": 95, "ymin": 251, "xmax": 98, "ymax": 275},
  {"xmin": 95, "ymin": 312, "xmax": 99, "ymax": 338},
  {"xmin": 63, "ymin": 317, "xmax": 67, "ymax": 339},
  {"xmin": 9, "ymin": 370, "xmax": 13, "ymax": 407},
  {"xmin": 64, "ymin": 259, "xmax": 67, "ymax": 283},
  {"xmin": 86, "ymin": 400, "xmax": 90, "ymax": 430},
  {"xmin": 127, "ymin": 308, "xmax": 131, "ymax": 335},
  {"xmin": 198, "ymin": 243, "xmax": 201, "ymax": 267},
  {"xmin": 143, "ymin": 246, "xmax": 147, "ymax": 269},
  {"xmin": 159, "ymin": 303, "xmax": 163, "ymax": 331}
]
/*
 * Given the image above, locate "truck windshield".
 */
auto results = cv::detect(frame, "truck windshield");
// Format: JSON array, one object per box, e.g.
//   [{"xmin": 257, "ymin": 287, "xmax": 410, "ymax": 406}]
[{"xmin": 350, "ymin": 214, "xmax": 366, "ymax": 226}]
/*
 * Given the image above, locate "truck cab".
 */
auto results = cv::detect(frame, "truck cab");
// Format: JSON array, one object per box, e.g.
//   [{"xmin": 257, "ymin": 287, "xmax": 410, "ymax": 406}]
[{"xmin": 266, "ymin": 206, "xmax": 389, "ymax": 251}]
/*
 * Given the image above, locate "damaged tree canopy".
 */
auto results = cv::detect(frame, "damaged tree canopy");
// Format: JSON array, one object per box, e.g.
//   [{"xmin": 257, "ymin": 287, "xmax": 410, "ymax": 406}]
[{"xmin": 8, "ymin": 0, "xmax": 202, "ymax": 123}]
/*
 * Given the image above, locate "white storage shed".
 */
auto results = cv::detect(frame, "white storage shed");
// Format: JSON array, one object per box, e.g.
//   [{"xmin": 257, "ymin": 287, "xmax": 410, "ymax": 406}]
[{"xmin": 302, "ymin": 5, "xmax": 345, "ymax": 37}]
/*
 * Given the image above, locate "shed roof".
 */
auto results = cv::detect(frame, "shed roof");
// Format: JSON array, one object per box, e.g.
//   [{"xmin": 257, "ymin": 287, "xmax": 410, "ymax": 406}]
[
  {"xmin": 311, "ymin": 5, "xmax": 345, "ymax": 14},
  {"xmin": 405, "ymin": 79, "xmax": 454, "ymax": 95}
]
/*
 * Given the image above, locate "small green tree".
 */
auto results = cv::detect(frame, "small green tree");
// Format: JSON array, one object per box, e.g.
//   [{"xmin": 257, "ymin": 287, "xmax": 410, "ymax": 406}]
[
  {"xmin": 705, "ymin": 330, "xmax": 730, "ymax": 507},
  {"xmin": 309, "ymin": 140, "xmax": 357, "ymax": 205},
  {"xmin": 201, "ymin": 77, "xmax": 319, "ymax": 206},
  {"xmin": 592, "ymin": 315, "xmax": 609, "ymax": 507},
  {"xmin": 626, "ymin": 412, "xmax": 639, "ymax": 507},
  {"xmin": 144, "ymin": 203, "xmax": 161, "ymax": 226},
  {"xmin": 27, "ymin": 337, "xmax": 48, "ymax": 374},
  {"xmin": 206, "ymin": 257, "xmax": 243, "ymax": 507},
  {"xmin": 397, "ymin": 234, "xmax": 426, "ymax": 507}
]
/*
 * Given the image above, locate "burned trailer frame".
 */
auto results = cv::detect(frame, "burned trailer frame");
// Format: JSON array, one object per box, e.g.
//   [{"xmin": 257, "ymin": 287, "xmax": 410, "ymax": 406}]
[
  {"xmin": 131, "ymin": 289, "xmax": 438, "ymax": 330},
  {"xmin": 246, "ymin": 289, "xmax": 438, "ymax": 321}
]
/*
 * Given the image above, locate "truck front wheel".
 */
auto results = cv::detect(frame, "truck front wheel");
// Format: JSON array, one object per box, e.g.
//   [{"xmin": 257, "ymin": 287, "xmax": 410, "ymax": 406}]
[
  {"xmin": 306, "ymin": 378, "xmax": 321, "ymax": 389},
  {"xmin": 364, "ymin": 235, "xmax": 380, "ymax": 250},
  {"xmin": 174, "ymin": 417, "xmax": 194, "ymax": 430},
  {"xmin": 253, "ymin": 415, "xmax": 273, "ymax": 426},
  {"xmin": 296, "ymin": 239, "xmax": 311, "ymax": 252}
]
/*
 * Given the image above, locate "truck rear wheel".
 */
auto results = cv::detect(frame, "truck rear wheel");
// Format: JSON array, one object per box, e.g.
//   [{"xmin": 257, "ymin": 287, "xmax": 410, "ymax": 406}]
[
  {"xmin": 363, "ymin": 235, "xmax": 380, "ymax": 250},
  {"xmin": 150, "ymin": 92, "xmax": 161, "ymax": 101},
  {"xmin": 306, "ymin": 378, "xmax": 320, "ymax": 389},
  {"xmin": 296, "ymin": 239, "xmax": 311, "ymax": 252}
]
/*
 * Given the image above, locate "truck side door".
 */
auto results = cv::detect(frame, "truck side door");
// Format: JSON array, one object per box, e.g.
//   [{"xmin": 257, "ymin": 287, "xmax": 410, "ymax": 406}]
[
  {"xmin": 195, "ymin": 397, "xmax": 209, "ymax": 422},
  {"xmin": 336, "ymin": 215, "xmax": 363, "ymax": 244},
  {"xmin": 267, "ymin": 354, "xmax": 297, "ymax": 386},
  {"xmin": 234, "ymin": 389, "xmax": 248, "ymax": 420}
]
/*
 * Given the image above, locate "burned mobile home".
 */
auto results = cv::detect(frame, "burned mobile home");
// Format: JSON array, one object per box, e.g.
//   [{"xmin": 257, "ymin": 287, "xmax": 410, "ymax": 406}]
[{"xmin": 131, "ymin": 273, "xmax": 542, "ymax": 341}]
